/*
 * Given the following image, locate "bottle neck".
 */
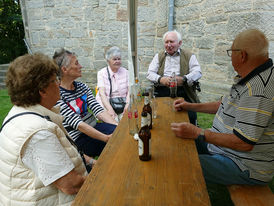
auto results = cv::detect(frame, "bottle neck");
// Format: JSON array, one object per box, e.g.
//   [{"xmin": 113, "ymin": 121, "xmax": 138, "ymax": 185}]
[{"xmin": 144, "ymin": 96, "xmax": 149, "ymax": 105}]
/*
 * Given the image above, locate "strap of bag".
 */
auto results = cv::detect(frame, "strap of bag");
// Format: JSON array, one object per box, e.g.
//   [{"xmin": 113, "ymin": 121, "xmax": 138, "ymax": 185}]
[
  {"xmin": 106, "ymin": 67, "xmax": 113, "ymax": 97},
  {"xmin": 0, "ymin": 111, "xmax": 88, "ymax": 169},
  {"xmin": 0, "ymin": 112, "xmax": 45, "ymax": 132}
]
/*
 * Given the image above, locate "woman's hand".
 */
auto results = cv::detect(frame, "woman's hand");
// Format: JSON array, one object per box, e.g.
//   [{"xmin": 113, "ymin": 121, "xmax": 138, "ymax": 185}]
[
  {"xmin": 170, "ymin": 122, "xmax": 200, "ymax": 139},
  {"xmin": 107, "ymin": 109, "xmax": 117, "ymax": 119},
  {"xmin": 104, "ymin": 134, "xmax": 112, "ymax": 142}
]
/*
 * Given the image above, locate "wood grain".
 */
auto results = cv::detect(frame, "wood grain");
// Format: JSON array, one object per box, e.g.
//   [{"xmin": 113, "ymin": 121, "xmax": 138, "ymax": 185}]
[
  {"xmin": 228, "ymin": 185, "xmax": 274, "ymax": 206},
  {"xmin": 73, "ymin": 97, "xmax": 211, "ymax": 206}
]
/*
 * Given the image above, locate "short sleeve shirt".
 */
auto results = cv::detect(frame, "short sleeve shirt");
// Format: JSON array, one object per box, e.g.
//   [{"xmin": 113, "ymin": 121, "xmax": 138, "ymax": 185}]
[{"xmin": 22, "ymin": 130, "xmax": 74, "ymax": 186}]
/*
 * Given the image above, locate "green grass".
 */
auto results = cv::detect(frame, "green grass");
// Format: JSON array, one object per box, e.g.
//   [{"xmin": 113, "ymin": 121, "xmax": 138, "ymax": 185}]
[{"xmin": 0, "ymin": 89, "xmax": 12, "ymax": 125}]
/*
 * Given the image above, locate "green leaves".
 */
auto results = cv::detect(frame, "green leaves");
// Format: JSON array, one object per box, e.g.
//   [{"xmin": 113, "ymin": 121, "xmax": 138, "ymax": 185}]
[{"xmin": 0, "ymin": 0, "xmax": 27, "ymax": 64}]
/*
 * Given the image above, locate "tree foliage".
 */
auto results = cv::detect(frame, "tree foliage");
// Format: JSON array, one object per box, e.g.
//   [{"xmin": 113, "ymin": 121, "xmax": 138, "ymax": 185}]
[{"xmin": 0, "ymin": 0, "xmax": 27, "ymax": 64}]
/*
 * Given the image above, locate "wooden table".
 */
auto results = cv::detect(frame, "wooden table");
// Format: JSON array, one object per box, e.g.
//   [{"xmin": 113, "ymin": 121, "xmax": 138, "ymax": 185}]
[{"xmin": 73, "ymin": 97, "xmax": 211, "ymax": 206}]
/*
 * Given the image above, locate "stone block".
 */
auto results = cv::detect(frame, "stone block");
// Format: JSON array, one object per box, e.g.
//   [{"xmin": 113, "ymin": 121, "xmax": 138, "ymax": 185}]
[
  {"xmin": 43, "ymin": 0, "xmax": 54, "ymax": 7},
  {"xmin": 138, "ymin": 6, "xmax": 156, "ymax": 22},
  {"xmin": 176, "ymin": 6, "xmax": 200, "ymax": 22},
  {"xmin": 29, "ymin": 20, "xmax": 45, "ymax": 30},
  {"xmin": 227, "ymin": 13, "xmax": 261, "ymax": 39},
  {"xmin": 138, "ymin": 37, "xmax": 155, "ymax": 48},
  {"xmin": 181, "ymin": 39, "xmax": 193, "ymax": 48},
  {"xmin": 117, "ymin": 9, "xmax": 128, "ymax": 21},
  {"xmin": 139, "ymin": 22, "xmax": 156, "ymax": 36},
  {"xmin": 254, "ymin": 1, "xmax": 274, "ymax": 11},
  {"xmin": 206, "ymin": 15, "xmax": 228, "ymax": 24},
  {"xmin": 198, "ymin": 50, "xmax": 214, "ymax": 64},
  {"xmin": 188, "ymin": 20, "xmax": 205, "ymax": 37},
  {"xmin": 175, "ymin": 0, "xmax": 191, "ymax": 7},
  {"xmin": 204, "ymin": 23, "xmax": 227, "ymax": 36},
  {"xmin": 27, "ymin": 0, "xmax": 44, "ymax": 9},
  {"xmin": 224, "ymin": 1, "xmax": 252, "ymax": 13},
  {"xmin": 70, "ymin": 29, "xmax": 87, "ymax": 38},
  {"xmin": 48, "ymin": 38, "xmax": 65, "ymax": 48},
  {"xmin": 195, "ymin": 38, "xmax": 214, "ymax": 49},
  {"xmin": 31, "ymin": 32, "xmax": 40, "ymax": 45}
]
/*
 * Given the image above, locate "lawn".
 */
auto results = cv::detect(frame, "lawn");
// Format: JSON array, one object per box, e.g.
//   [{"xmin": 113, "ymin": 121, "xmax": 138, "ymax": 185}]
[
  {"xmin": 0, "ymin": 89, "xmax": 273, "ymax": 205},
  {"xmin": 0, "ymin": 89, "xmax": 12, "ymax": 125}
]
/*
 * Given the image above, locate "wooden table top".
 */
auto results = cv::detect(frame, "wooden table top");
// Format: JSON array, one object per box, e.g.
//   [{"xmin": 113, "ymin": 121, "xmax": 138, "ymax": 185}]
[{"xmin": 73, "ymin": 97, "xmax": 211, "ymax": 206}]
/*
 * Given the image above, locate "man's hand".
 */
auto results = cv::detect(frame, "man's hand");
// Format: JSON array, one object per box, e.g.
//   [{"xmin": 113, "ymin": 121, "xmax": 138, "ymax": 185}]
[
  {"xmin": 176, "ymin": 76, "xmax": 186, "ymax": 86},
  {"xmin": 173, "ymin": 98, "xmax": 189, "ymax": 111},
  {"xmin": 159, "ymin": 76, "xmax": 171, "ymax": 86},
  {"xmin": 170, "ymin": 122, "xmax": 201, "ymax": 139}
]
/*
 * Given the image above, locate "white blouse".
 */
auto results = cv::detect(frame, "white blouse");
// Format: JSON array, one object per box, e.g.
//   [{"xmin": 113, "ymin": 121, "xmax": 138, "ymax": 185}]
[{"xmin": 22, "ymin": 130, "xmax": 75, "ymax": 186}]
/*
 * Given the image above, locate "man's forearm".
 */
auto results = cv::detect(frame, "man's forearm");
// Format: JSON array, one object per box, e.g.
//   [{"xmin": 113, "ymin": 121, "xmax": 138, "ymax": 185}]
[
  {"xmin": 204, "ymin": 130, "xmax": 254, "ymax": 151},
  {"xmin": 185, "ymin": 101, "xmax": 221, "ymax": 114}
]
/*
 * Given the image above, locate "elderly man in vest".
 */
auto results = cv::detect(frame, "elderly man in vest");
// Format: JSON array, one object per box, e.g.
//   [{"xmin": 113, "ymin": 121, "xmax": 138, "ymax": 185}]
[{"xmin": 146, "ymin": 30, "xmax": 202, "ymax": 125}]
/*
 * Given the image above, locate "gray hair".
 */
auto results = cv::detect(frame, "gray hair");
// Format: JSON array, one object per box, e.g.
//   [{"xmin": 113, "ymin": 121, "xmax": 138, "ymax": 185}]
[
  {"xmin": 162, "ymin": 30, "xmax": 182, "ymax": 42},
  {"xmin": 105, "ymin": 46, "xmax": 121, "ymax": 61},
  {"xmin": 233, "ymin": 28, "xmax": 269, "ymax": 58},
  {"xmin": 52, "ymin": 48, "xmax": 75, "ymax": 77}
]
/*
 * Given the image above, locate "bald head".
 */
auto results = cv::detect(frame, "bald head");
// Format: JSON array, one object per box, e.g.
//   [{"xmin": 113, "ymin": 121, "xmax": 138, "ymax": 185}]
[{"xmin": 233, "ymin": 29, "xmax": 269, "ymax": 59}]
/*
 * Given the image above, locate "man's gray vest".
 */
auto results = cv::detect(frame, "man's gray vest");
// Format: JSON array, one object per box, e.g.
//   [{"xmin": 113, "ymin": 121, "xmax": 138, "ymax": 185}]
[{"xmin": 157, "ymin": 49, "xmax": 200, "ymax": 103}]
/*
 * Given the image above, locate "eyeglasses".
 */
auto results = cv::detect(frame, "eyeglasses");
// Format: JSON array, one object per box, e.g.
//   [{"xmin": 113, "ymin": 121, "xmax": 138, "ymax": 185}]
[{"xmin": 226, "ymin": 49, "xmax": 241, "ymax": 57}]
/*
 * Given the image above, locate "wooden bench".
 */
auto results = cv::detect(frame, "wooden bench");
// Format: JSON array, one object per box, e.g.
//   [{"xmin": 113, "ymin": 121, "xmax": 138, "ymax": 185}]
[{"xmin": 228, "ymin": 185, "xmax": 274, "ymax": 206}]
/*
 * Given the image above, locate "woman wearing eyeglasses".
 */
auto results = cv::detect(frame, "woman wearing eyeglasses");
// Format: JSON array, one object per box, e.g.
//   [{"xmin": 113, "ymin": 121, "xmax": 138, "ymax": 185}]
[{"xmin": 0, "ymin": 53, "xmax": 87, "ymax": 205}]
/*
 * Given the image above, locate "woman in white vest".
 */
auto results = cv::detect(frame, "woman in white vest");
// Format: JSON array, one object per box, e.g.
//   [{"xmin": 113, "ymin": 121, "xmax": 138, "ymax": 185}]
[{"xmin": 0, "ymin": 53, "xmax": 87, "ymax": 206}]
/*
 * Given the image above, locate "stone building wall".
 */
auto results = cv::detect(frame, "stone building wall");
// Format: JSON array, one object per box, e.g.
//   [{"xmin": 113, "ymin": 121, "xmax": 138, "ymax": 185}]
[{"xmin": 20, "ymin": 0, "xmax": 274, "ymax": 102}]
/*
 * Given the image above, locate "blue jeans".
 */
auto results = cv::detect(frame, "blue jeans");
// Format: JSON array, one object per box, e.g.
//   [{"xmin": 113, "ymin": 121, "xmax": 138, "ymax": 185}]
[
  {"xmin": 75, "ymin": 122, "xmax": 116, "ymax": 157},
  {"xmin": 195, "ymin": 138, "xmax": 268, "ymax": 185}
]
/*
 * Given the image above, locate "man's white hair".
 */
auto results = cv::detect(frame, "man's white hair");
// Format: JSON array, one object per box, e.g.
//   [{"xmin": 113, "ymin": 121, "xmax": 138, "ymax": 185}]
[{"xmin": 162, "ymin": 30, "xmax": 182, "ymax": 42}]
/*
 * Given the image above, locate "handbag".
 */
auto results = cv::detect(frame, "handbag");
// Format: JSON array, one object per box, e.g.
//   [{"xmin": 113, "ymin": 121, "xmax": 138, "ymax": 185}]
[
  {"xmin": 82, "ymin": 112, "xmax": 97, "ymax": 127},
  {"xmin": 107, "ymin": 67, "xmax": 126, "ymax": 114}
]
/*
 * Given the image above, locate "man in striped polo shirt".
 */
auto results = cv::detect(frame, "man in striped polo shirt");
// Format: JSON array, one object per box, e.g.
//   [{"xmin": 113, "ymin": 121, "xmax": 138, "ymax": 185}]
[{"xmin": 171, "ymin": 29, "xmax": 274, "ymax": 185}]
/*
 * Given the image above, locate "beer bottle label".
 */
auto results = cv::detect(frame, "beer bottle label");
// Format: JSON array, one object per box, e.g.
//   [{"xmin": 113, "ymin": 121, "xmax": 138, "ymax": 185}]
[
  {"xmin": 128, "ymin": 111, "xmax": 133, "ymax": 119},
  {"xmin": 138, "ymin": 139, "xmax": 144, "ymax": 156},
  {"xmin": 134, "ymin": 110, "xmax": 138, "ymax": 118},
  {"xmin": 147, "ymin": 113, "xmax": 151, "ymax": 127},
  {"xmin": 140, "ymin": 116, "xmax": 148, "ymax": 127}
]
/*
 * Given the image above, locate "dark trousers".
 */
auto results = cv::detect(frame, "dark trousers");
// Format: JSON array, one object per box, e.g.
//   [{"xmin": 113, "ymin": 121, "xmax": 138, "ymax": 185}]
[
  {"xmin": 154, "ymin": 85, "xmax": 197, "ymax": 125},
  {"xmin": 75, "ymin": 122, "xmax": 116, "ymax": 157}
]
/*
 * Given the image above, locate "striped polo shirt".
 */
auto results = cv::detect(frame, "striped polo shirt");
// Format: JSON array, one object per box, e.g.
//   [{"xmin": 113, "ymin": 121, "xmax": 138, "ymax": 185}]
[
  {"xmin": 208, "ymin": 59, "xmax": 274, "ymax": 182},
  {"xmin": 57, "ymin": 81, "xmax": 104, "ymax": 141}
]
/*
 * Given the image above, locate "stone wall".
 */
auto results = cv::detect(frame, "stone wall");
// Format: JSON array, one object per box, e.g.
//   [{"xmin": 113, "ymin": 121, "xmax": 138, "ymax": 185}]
[
  {"xmin": 20, "ymin": 0, "xmax": 274, "ymax": 102},
  {"xmin": 0, "ymin": 64, "xmax": 9, "ymax": 89}
]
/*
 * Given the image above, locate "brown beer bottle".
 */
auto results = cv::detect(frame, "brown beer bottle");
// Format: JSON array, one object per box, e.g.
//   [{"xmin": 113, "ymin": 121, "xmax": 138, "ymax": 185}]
[
  {"xmin": 142, "ymin": 93, "xmax": 152, "ymax": 129},
  {"xmin": 138, "ymin": 111, "xmax": 151, "ymax": 161}
]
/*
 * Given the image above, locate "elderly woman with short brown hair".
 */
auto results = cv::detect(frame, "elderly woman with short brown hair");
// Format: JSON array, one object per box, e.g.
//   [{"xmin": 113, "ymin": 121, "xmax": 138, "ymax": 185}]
[{"xmin": 0, "ymin": 53, "xmax": 87, "ymax": 206}]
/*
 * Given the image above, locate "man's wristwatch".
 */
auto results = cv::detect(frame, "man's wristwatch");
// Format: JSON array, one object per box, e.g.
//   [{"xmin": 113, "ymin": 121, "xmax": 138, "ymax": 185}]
[
  {"xmin": 182, "ymin": 75, "xmax": 187, "ymax": 84},
  {"xmin": 158, "ymin": 76, "xmax": 162, "ymax": 84},
  {"xmin": 197, "ymin": 129, "xmax": 206, "ymax": 142}
]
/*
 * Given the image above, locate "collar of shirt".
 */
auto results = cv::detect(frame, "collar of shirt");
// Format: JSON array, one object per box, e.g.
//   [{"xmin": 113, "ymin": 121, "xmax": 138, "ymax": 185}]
[
  {"xmin": 237, "ymin": 58, "xmax": 273, "ymax": 85},
  {"xmin": 164, "ymin": 48, "xmax": 181, "ymax": 57}
]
